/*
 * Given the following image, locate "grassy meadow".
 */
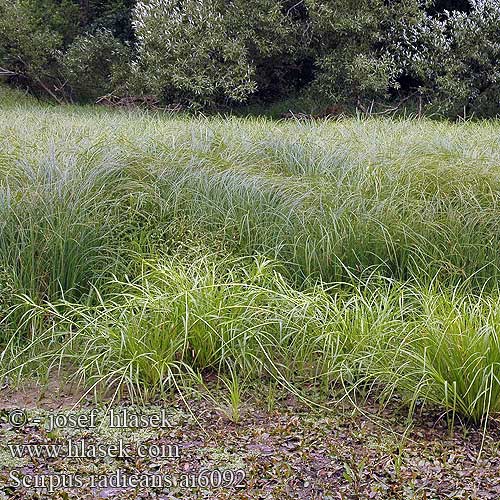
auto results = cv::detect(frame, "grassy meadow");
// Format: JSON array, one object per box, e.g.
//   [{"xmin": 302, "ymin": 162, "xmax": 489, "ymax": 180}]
[{"xmin": 2, "ymin": 85, "xmax": 500, "ymax": 425}]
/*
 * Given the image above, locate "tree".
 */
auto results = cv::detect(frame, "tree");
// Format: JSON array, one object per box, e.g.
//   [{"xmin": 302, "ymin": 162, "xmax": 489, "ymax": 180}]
[
  {"xmin": 0, "ymin": 0, "xmax": 72, "ymax": 100},
  {"xmin": 394, "ymin": 0, "xmax": 500, "ymax": 116},
  {"xmin": 305, "ymin": 0, "xmax": 427, "ymax": 104},
  {"xmin": 60, "ymin": 28, "xmax": 131, "ymax": 102},
  {"xmin": 131, "ymin": 0, "xmax": 297, "ymax": 106}
]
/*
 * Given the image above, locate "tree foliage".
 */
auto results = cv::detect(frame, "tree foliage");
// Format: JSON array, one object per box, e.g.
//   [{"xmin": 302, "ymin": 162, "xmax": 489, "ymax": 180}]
[
  {"xmin": 0, "ymin": 0, "xmax": 499, "ymax": 116},
  {"xmin": 305, "ymin": 0, "xmax": 427, "ymax": 102},
  {"xmin": 60, "ymin": 28, "xmax": 130, "ymax": 102},
  {"xmin": 131, "ymin": 0, "xmax": 297, "ymax": 106},
  {"xmin": 395, "ymin": 0, "xmax": 500, "ymax": 116},
  {"xmin": 0, "ymin": 1, "xmax": 67, "ymax": 98}
]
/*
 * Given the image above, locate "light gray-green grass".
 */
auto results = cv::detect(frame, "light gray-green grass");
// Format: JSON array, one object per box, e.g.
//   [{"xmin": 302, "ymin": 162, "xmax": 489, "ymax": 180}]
[{"xmin": 1, "ymin": 88, "xmax": 500, "ymax": 423}]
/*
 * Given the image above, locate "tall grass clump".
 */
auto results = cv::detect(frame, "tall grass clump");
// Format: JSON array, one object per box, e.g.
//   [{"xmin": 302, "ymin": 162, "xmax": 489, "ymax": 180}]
[
  {"xmin": 3, "ymin": 107, "xmax": 500, "ymax": 287},
  {"xmin": 4, "ymin": 256, "xmax": 347, "ymax": 400},
  {"xmin": 2, "ymin": 99, "xmax": 500, "ymax": 423},
  {"xmin": 6, "ymin": 255, "xmax": 500, "ymax": 422},
  {"xmin": 136, "ymin": 117, "xmax": 500, "ymax": 286},
  {"xmin": 0, "ymin": 161, "xmax": 112, "ymax": 302},
  {"xmin": 374, "ymin": 285, "xmax": 500, "ymax": 423},
  {"xmin": 0, "ymin": 121, "xmax": 173, "ymax": 342}
]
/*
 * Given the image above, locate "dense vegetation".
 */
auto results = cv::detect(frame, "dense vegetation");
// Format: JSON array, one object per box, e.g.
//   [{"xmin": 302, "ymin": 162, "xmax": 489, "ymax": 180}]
[
  {"xmin": 1, "ymin": 0, "xmax": 500, "ymax": 117},
  {"xmin": 1, "ymin": 85, "xmax": 500, "ymax": 424}
]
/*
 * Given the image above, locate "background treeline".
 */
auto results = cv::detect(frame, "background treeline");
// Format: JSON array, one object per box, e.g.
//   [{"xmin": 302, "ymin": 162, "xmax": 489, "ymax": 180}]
[{"xmin": 1, "ymin": 0, "xmax": 499, "ymax": 117}]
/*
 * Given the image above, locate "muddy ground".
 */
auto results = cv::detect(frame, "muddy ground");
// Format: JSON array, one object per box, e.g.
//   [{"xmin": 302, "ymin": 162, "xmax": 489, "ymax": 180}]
[{"xmin": 1, "ymin": 381, "xmax": 499, "ymax": 499}]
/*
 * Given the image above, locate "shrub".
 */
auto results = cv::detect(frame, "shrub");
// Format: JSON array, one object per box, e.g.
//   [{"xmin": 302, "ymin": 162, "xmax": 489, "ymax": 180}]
[
  {"xmin": 0, "ymin": 0, "xmax": 65, "ymax": 98},
  {"xmin": 394, "ymin": 0, "xmax": 500, "ymax": 117},
  {"xmin": 0, "ymin": 0, "xmax": 135, "ymax": 102},
  {"xmin": 222, "ymin": 0, "xmax": 307, "ymax": 102},
  {"xmin": 132, "ymin": 0, "xmax": 253, "ymax": 106},
  {"xmin": 305, "ymin": 0, "xmax": 426, "ymax": 104},
  {"xmin": 74, "ymin": 0, "xmax": 136, "ymax": 43},
  {"xmin": 60, "ymin": 28, "xmax": 131, "ymax": 102},
  {"xmin": 131, "ymin": 0, "xmax": 296, "ymax": 107}
]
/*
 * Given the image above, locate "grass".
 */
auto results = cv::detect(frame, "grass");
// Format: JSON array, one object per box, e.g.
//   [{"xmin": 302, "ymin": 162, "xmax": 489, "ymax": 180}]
[{"xmin": 1, "ymin": 87, "xmax": 500, "ymax": 424}]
